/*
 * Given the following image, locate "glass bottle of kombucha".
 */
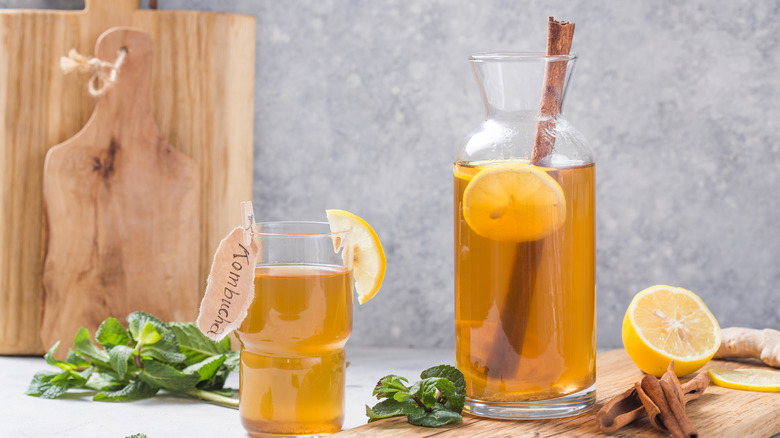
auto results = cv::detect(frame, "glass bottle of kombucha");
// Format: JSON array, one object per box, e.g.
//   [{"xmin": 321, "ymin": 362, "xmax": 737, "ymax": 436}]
[{"xmin": 454, "ymin": 52, "xmax": 595, "ymax": 419}]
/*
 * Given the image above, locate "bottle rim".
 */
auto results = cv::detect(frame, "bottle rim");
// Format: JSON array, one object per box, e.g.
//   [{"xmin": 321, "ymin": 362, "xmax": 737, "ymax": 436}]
[{"xmin": 470, "ymin": 51, "xmax": 577, "ymax": 63}]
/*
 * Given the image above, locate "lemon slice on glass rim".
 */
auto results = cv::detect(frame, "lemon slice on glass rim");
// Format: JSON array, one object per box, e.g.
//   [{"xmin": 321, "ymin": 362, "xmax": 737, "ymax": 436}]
[
  {"xmin": 622, "ymin": 285, "xmax": 721, "ymax": 377},
  {"xmin": 462, "ymin": 162, "xmax": 566, "ymax": 242},
  {"xmin": 326, "ymin": 209, "xmax": 386, "ymax": 304}
]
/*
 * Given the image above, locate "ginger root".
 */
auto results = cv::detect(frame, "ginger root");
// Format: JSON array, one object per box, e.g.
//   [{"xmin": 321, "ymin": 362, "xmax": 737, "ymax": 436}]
[{"xmin": 714, "ymin": 327, "xmax": 780, "ymax": 367}]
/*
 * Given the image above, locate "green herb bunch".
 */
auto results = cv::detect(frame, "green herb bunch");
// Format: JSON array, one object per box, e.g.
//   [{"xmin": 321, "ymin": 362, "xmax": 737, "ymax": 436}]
[
  {"xmin": 366, "ymin": 365, "xmax": 465, "ymax": 427},
  {"xmin": 26, "ymin": 312, "xmax": 239, "ymax": 408}
]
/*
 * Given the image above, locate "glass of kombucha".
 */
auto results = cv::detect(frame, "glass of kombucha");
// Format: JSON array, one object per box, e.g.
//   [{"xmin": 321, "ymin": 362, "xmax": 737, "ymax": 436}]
[
  {"xmin": 236, "ymin": 222, "xmax": 353, "ymax": 437},
  {"xmin": 454, "ymin": 53, "xmax": 596, "ymax": 419}
]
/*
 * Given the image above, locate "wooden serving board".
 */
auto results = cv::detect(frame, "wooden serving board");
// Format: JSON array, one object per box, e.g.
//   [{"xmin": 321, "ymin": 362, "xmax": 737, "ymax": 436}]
[
  {"xmin": 335, "ymin": 350, "xmax": 780, "ymax": 438},
  {"xmin": 0, "ymin": 0, "xmax": 254, "ymax": 354},
  {"xmin": 40, "ymin": 28, "xmax": 200, "ymax": 353}
]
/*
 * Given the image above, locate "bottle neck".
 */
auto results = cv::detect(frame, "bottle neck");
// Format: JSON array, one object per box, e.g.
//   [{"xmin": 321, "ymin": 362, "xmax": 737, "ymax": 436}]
[{"xmin": 471, "ymin": 54, "xmax": 576, "ymax": 120}]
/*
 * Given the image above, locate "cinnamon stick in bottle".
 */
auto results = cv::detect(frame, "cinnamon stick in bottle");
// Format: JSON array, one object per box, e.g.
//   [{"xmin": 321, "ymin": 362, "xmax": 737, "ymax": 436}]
[
  {"xmin": 487, "ymin": 16, "xmax": 576, "ymax": 388},
  {"xmin": 532, "ymin": 17, "xmax": 576, "ymax": 166}
]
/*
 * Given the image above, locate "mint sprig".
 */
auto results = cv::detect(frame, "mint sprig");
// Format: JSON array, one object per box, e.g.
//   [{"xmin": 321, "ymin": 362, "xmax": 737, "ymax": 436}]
[
  {"xmin": 26, "ymin": 312, "xmax": 239, "ymax": 408},
  {"xmin": 366, "ymin": 365, "xmax": 465, "ymax": 427}
]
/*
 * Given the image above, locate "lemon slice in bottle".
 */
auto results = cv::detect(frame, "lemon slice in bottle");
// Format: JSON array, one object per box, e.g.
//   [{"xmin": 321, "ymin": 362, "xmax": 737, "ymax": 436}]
[
  {"xmin": 462, "ymin": 162, "xmax": 566, "ymax": 242},
  {"xmin": 326, "ymin": 209, "xmax": 386, "ymax": 304},
  {"xmin": 622, "ymin": 285, "xmax": 721, "ymax": 377},
  {"xmin": 708, "ymin": 368, "xmax": 780, "ymax": 392}
]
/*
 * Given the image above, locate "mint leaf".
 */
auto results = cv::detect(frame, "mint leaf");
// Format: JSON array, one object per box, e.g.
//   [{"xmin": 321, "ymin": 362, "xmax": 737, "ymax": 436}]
[
  {"xmin": 183, "ymin": 355, "xmax": 227, "ymax": 383},
  {"xmin": 408, "ymin": 404, "xmax": 462, "ymax": 427},
  {"xmin": 373, "ymin": 375, "xmax": 410, "ymax": 399},
  {"xmin": 434, "ymin": 378, "xmax": 462, "ymax": 411},
  {"xmin": 44, "ymin": 342, "xmax": 75, "ymax": 371},
  {"xmin": 138, "ymin": 321, "xmax": 162, "ymax": 346},
  {"xmin": 94, "ymin": 380, "xmax": 158, "ymax": 402},
  {"xmin": 407, "ymin": 377, "xmax": 447, "ymax": 408},
  {"xmin": 196, "ymin": 364, "xmax": 231, "ymax": 391},
  {"xmin": 421, "ymin": 378, "xmax": 441, "ymax": 408},
  {"xmin": 127, "ymin": 312, "xmax": 173, "ymax": 345},
  {"xmin": 168, "ymin": 322, "xmax": 231, "ymax": 364},
  {"xmin": 138, "ymin": 360, "xmax": 199, "ymax": 392},
  {"xmin": 26, "ymin": 370, "xmax": 70, "ymax": 398},
  {"xmin": 420, "ymin": 365, "xmax": 465, "ymax": 394},
  {"xmin": 65, "ymin": 350, "xmax": 91, "ymax": 368},
  {"xmin": 73, "ymin": 328, "xmax": 111, "ymax": 370},
  {"xmin": 421, "ymin": 365, "xmax": 465, "ymax": 412},
  {"xmin": 394, "ymin": 392, "xmax": 412, "ymax": 402},
  {"xmin": 109, "ymin": 345, "xmax": 136, "ymax": 380},
  {"xmin": 366, "ymin": 398, "xmax": 426, "ymax": 422},
  {"xmin": 86, "ymin": 372, "xmax": 124, "ymax": 391},
  {"xmin": 26, "ymin": 366, "xmax": 92, "ymax": 399},
  {"xmin": 223, "ymin": 351, "xmax": 239, "ymax": 372},
  {"xmin": 96, "ymin": 317, "xmax": 131, "ymax": 349},
  {"xmin": 140, "ymin": 340, "xmax": 186, "ymax": 364}
]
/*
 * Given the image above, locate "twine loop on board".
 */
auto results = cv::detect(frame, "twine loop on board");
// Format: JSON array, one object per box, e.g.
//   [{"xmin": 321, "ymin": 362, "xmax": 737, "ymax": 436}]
[{"xmin": 60, "ymin": 47, "xmax": 128, "ymax": 97}]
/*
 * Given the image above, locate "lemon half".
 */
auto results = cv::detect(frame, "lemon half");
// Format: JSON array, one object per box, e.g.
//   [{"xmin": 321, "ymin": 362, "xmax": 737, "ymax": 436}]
[
  {"xmin": 326, "ymin": 209, "xmax": 386, "ymax": 304},
  {"xmin": 622, "ymin": 285, "xmax": 721, "ymax": 377}
]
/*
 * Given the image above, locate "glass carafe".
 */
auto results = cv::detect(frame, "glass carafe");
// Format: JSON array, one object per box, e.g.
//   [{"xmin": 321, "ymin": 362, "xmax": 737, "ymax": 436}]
[{"xmin": 454, "ymin": 52, "xmax": 595, "ymax": 419}]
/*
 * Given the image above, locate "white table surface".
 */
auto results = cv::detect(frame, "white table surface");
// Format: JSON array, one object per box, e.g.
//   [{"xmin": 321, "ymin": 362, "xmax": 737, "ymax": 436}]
[{"xmin": 0, "ymin": 347, "xmax": 454, "ymax": 438}]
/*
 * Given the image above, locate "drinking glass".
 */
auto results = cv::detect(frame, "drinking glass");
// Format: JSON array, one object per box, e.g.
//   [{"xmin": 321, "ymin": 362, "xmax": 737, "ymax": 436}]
[{"xmin": 236, "ymin": 221, "xmax": 353, "ymax": 437}]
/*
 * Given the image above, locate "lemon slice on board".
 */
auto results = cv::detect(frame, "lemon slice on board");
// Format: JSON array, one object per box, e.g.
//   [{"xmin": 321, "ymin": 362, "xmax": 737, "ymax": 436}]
[
  {"xmin": 462, "ymin": 162, "xmax": 566, "ymax": 242},
  {"xmin": 326, "ymin": 209, "xmax": 386, "ymax": 304},
  {"xmin": 708, "ymin": 368, "xmax": 780, "ymax": 392},
  {"xmin": 622, "ymin": 285, "xmax": 721, "ymax": 377}
]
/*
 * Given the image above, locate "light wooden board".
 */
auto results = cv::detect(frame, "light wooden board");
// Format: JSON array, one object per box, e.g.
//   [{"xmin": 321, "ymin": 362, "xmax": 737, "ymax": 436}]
[
  {"xmin": 334, "ymin": 349, "xmax": 780, "ymax": 437},
  {"xmin": 40, "ymin": 28, "xmax": 200, "ymax": 353},
  {"xmin": 0, "ymin": 0, "xmax": 255, "ymax": 354}
]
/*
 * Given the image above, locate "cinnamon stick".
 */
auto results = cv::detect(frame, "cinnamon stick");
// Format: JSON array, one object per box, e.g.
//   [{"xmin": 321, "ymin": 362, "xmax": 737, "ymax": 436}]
[
  {"xmin": 597, "ymin": 361, "xmax": 710, "ymax": 434},
  {"xmin": 531, "ymin": 17, "xmax": 575, "ymax": 166},
  {"xmin": 661, "ymin": 361, "xmax": 685, "ymax": 404},
  {"xmin": 486, "ymin": 16, "xmax": 575, "ymax": 386},
  {"xmin": 595, "ymin": 385, "xmax": 645, "ymax": 433},
  {"xmin": 661, "ymin": 379, "xmax": 698, "ymax": 438},
  {"xmin": 681, "ymin": 371, "xmax": 710, "ymax": 404},
  {"xmin": 640, "ymin": 375, "xmax": 686, "ymax": 437}
]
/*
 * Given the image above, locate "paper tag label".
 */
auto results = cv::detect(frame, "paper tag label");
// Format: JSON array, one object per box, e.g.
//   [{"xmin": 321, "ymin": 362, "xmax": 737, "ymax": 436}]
[{"xmin": 197, "ymin": 227, "xmax": 260, "ymax": 341}]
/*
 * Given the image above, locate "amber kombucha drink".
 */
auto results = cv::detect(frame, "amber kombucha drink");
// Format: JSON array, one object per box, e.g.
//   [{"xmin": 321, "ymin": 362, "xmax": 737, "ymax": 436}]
[
  {"xmin": 237, "ymin": 264, "xmax": 353, "ymax": 436},
  {"xmin": 454, "ymin": 160, "xmax": 595, "ymax": 404}
]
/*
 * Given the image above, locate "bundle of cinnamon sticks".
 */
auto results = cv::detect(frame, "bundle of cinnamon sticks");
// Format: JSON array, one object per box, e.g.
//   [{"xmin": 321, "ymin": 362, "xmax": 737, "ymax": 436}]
[{"xmin": 596, "ymin": 361, "xmax": 710, "ymax": 437}]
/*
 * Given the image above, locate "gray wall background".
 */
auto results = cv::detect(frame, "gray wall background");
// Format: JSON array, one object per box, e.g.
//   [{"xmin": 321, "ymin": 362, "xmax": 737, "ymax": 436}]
[{"xmin": 14, "ymin": 0, "xmax": 780, "ymax": 350}]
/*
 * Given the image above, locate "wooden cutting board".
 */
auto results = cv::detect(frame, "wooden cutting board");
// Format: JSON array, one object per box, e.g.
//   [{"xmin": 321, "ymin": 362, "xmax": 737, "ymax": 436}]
[
  {"xmin": 0, "ymin": 0, "xmax": 254, "ymax": 354},
  {"xmin": 40, "ymin": 27, "xmax": 200, "ymax": 353},
  {"xmin": 335, "ymin": 349, "xmax": 780, "ymax": 437}
]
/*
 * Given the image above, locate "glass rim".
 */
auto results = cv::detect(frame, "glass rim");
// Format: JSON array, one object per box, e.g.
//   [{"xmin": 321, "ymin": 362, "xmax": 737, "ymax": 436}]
[
  {"xmin": 250, "ymin": 220, "xmax": 352, "ymax": 237},
  {"xmin": 470, "ymin": 51, "xmax": 577, "ymax": 63}
]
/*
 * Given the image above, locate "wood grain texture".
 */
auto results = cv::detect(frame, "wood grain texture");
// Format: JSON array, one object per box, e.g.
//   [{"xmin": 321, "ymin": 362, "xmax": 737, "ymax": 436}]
[
  {"xmin": 0, "ymin": 0, "xmax": 255, "ymax": 354},
  {"xmin": 41, "ymin": 27, "xmax": 200, "ymax": 353},
  {"xmin": 335, "ymin": 350, "xmax": 780, "ymax": 438}
]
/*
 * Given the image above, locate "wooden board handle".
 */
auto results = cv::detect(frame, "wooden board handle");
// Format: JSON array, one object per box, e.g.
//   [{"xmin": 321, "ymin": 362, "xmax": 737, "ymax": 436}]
[{"xmin": 90, "ymin": 27, "xmax": 155, "ymax": 130}]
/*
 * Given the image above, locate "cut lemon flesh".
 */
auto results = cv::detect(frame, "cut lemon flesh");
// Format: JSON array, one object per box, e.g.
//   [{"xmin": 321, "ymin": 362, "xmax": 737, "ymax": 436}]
[
  {"xmin": 708, "ymin": 368, "xmax": 780, "ymax": 392},
  {"xmin": 461, "ymin": 162, "xmax": 566, "ymax": 242},
  {"xmin": 326, "ymin": 209, "xmax": 386, "ymax": 304},
  {"xmin": 622, "ymin": 285, "xmax": 721, "ymax": 377}
]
